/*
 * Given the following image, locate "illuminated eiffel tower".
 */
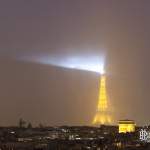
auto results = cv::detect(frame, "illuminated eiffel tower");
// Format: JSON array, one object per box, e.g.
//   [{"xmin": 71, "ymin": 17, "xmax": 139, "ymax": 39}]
[{"xmin": 93, "ymin": 73, "xmax": 112, "ymax": 125}]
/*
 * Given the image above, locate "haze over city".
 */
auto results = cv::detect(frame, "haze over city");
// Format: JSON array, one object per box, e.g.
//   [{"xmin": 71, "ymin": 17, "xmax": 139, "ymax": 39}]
[{"xmin": 0, "ymin": 0, "xmax": 150, "ymax": 126}]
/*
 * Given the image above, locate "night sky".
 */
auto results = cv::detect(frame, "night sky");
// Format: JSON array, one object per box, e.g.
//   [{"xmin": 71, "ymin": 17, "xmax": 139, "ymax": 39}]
[{"xmin": 0, "ymin": 0, "xmax": 150, "ymax": 126}]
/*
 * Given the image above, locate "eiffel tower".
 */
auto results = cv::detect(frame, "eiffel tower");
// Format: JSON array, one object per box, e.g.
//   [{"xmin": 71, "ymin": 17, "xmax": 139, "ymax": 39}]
[{"xmin": 93, "ymin": 74, "xmax": 112, "ymax": 125}]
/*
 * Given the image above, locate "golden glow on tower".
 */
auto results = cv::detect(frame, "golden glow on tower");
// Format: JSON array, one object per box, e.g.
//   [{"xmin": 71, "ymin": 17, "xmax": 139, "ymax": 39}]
[
  {"xmin": 119, "ymin": 120, "xmax": 136, "ymax": 133},
  {"xmin": 97, "ymin": 76, "xmax": 107, "ymax": 111},
  {"xmin": 93, "ymin": 74, "xmax": 112, "ymax": 125}
]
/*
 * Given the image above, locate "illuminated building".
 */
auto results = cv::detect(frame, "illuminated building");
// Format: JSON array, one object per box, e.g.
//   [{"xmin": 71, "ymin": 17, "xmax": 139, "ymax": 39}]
[
  {"xmin": 93, "ymin": 73, "xmax": 112, "ymax": 125},
  {"xmin": 118, "ymin": 120, "xmax": 136, "ymax": 133}
]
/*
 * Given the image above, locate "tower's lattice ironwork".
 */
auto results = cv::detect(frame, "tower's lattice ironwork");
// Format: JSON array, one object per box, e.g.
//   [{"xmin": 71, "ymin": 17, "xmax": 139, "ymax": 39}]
[{"xmin": 93, "ymin": 75, "xmax": 112, "ymax": 125}]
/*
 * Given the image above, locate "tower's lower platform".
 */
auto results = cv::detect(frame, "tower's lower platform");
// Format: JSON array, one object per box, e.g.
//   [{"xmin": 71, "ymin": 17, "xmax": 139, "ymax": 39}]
[{"xmin": 93, "ymin": 111, "xmax": 112, "ymax": 125}]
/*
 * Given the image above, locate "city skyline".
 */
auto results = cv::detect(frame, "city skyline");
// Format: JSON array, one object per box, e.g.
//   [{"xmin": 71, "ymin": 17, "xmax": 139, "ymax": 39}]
[{"xmin": 0, "ymin": 0, "xmax": 150, "ymax": 126}]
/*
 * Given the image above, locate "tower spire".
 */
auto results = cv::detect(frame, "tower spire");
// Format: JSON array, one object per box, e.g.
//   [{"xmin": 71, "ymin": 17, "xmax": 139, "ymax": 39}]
[{"xmin": 93, "ymin": 74, "xmax": 112, "ymax": 125}]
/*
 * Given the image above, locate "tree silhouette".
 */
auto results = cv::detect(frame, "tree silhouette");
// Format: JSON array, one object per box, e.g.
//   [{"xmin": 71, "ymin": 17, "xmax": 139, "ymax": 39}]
[
  {"xmin": 38, "ymin": 123, "xmax": 44, "ymax": 128},
  {"xmin": 27, "ymin": 122, "xmax": 32, "ymax": 129},
  {"xmin": 19, "ymin": 118, "xmax": 26, "ymax": 128}
]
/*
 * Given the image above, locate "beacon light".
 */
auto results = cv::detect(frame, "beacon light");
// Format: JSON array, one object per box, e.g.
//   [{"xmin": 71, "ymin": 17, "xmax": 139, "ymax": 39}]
[{"xmin": 18, "ymin": 54, "xmax": 105, "ymax": 74}]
